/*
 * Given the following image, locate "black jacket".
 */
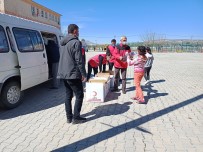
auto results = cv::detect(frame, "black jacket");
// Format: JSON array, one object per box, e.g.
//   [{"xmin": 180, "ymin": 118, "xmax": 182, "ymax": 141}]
[{"xmin": 58, "ymin": 34, "xmax": 86, "ymax": 79}]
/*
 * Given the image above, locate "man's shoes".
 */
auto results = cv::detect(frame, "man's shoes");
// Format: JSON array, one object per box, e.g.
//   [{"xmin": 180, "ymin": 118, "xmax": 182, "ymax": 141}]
[
  {"xmin": 111, "ymin": 88, "xmax": 119, "ymax": 92},
  {"xmin": 67, "ymin": 117, "xmax": 72, "ymax": 123},
  {"xmin": 72, "ymin": 117, "xmax": 87, "ymax": 124}
]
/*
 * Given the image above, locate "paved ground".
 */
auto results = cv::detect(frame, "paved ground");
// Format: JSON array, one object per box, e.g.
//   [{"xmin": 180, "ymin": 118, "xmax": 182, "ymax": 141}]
[{"xmin": 0, "ymin": 52, "xmax": 203, "ymax": 152}]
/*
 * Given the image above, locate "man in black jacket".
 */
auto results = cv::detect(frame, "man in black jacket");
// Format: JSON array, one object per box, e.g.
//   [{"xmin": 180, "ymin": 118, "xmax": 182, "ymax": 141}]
[
  {"xmin": 58, "ymin": 24, "xmax": 87, "ymax": 124},
  {"xmin": 45, "ymin": 40, "xmax": 60, "ymax": 89}
]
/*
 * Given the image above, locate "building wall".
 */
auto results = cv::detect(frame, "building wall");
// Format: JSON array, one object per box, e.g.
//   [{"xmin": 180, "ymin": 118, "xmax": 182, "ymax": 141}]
[
  {"xmin": 0, "ymin": 0, "xmax": 5, "ymax": 13},
  {"xmin": 3, "ymin": 0, "xmax": 61, "ymax": 29}
]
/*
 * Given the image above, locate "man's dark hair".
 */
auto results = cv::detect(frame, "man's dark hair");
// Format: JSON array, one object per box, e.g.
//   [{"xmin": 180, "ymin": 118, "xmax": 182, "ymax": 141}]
[
  {"xmin": 111, "ymin": 39, "xmax": 116, "ymax": 43},
  {"xmin": 68, "ymin": 24, "xmax": 79, "ymax": 34},
  {"xmin": 137, "ymin": 46, "xmax": 146, "ymax": 55}
]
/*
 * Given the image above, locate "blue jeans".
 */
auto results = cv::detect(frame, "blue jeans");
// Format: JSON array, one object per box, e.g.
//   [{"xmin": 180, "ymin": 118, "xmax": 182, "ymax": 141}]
[{"xmin": 64, "ymin": 79, "xmax": 84, "ymax": 119}]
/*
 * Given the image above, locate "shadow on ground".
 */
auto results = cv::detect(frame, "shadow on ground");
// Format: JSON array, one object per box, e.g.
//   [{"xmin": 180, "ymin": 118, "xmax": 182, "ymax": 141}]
[
  {"xmin": 53, "ymin": 94, "xmax": 203, "ymax": 152},
  {"xmin": 126, "ymin": 79, "xmax": 168, "ymax": 103},
  {"xmin": 105, "ymin": 91, "xmax": 121, "ymax": 102},
  {"xmin": 143, "ymin": 79, "xmax": 168, "ymax": 103},
  {"xmin": 82, "ymin": 102, "xmax": 132, "ymax": 121},
  {"xmin": 0, "ymin": 81, "xmax": 65, "ymax": 120}
]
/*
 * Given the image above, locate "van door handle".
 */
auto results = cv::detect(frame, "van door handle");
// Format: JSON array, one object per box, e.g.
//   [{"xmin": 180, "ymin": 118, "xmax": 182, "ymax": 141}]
[
  {"xmin": 43, "ymin": 53, "xmax": 46, "ymax": 58},
  {"xmin": 15, "ymin": 65, "xmax": 21, "ymax": 68}
]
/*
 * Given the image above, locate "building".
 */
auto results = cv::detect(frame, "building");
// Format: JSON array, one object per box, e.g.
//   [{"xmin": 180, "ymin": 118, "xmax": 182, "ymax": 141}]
[{"xmin": 0, "ymin": 0, "xmax": 61, "ymax": 29}]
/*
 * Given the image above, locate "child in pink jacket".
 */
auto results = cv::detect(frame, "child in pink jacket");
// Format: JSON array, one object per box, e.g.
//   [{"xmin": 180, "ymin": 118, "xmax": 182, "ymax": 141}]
[{"xmin": 128, "ymin": 46, "xmax": 147, "ymax": 104}]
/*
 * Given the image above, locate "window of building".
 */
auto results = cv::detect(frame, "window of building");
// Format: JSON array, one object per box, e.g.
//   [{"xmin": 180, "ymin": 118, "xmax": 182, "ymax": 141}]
[
  {"xmin": 49, "ymin": 13, "xmax": 51, "ymax": 20},
  {"xmin": 52, "ymin": 15, "xmax": 54, "ymax": 21},
  {"xmin": 58, "ymin": 18, "xmax": 60, "ymax": 25},
  {"xmin": 36, "ymin": 8, "xmax": 39, "ymax": 16},
  {"xmin": 13, "ymin": 28, "xmax": 43, "ymax": 52},
  {"xmin": 45, "ymin": 12, "xmax": 47, "ymax": 19},
  {"xmin": 31, "ymin": 6, "xmax": 35, "ymax": 16},
  {"xmin": 41, "ymin": 10, "xmax": 44, "ymax": 17},
  {"xmin": 55, "ymin": 16, "xmax": 57, "ymax": 22},
  {"xmin": 0, "ymin": 26, "xmax": 9, "ymax": 53}
]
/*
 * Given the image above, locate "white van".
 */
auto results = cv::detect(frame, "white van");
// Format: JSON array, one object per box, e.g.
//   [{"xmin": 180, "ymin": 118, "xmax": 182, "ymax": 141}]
[{"xmin": 0, "ymin": 13, "xmax": 63, "ymax": 109}]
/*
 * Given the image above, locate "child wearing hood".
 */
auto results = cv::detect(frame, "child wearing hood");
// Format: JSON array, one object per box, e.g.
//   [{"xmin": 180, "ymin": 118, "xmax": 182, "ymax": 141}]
[{"xmin": 144, "ymin": 47, "xmax": 154, "ymax": 85}]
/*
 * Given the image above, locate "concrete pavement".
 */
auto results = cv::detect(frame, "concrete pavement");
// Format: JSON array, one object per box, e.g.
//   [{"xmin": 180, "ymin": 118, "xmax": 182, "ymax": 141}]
[{"xmin": 0, "ymin": 52, "xmax": 203, "ymax": 152}]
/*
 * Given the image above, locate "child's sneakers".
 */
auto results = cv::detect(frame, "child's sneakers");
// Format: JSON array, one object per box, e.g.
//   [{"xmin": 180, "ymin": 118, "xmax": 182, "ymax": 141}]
[
  {"xmin": 131, "ymin": 97, "xmax": 146, "ymax": 104},
  {"xmin": 136, "ymin": 98, "xmax": 146, "ymax": 104},
  {"xmin": 131, "ymin": 97, "xmax": 139, "ymax": 100}
]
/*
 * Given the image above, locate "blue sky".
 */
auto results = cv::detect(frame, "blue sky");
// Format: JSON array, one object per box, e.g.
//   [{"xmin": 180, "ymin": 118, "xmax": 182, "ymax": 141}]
[{"xmin": 34, "ymin": 0, "xmax": 203, "ymax": 44}]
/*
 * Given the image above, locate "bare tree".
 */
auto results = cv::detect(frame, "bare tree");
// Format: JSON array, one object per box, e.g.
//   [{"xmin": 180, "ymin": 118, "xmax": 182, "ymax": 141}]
[
  {"xmin": 140, "ymin": 32, "xmax": 167, "ymax": 52},
  {"xmin": 140, "ymin": 32, "xmax": 156, "ymax": 47}
]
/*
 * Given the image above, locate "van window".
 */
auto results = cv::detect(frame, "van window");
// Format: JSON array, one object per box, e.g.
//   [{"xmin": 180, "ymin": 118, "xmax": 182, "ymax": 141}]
[
  {"xmin": 29, "ymin": 31, "xmax": 44, "ymax": 50},
  {"xmin": 6, "ymin": 27, "xmax": 16, "ymax": 52},
  {"xmin": 13, "ymin": 28, "xmax": 43, "ymax": 52},
  {"xmin": 41, "ymin": 32, "xmax": 59, "ymax": 46},
  {"xmin": 0, "ymin": 26, "xmax": 9, "ymax": 53}
]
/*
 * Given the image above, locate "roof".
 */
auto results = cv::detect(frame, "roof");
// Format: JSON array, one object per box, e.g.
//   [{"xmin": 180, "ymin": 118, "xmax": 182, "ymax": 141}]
[{"xmin": 0, "ymin": 12, "xmax": 62, "ymax": 34}]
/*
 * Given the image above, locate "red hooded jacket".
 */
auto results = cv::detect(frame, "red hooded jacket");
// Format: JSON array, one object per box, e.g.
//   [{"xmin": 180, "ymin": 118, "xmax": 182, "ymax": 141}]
[
  {"xmin": 107, "ymin": 45, "xmax": 116, "ymax": 63},
  {"xmin": 113, "ymin": 44, "xmax": 131, "ymax": 68},
  {"xmin": 88, "ymin": 54, "xmax": 107, "ymax": 68}
]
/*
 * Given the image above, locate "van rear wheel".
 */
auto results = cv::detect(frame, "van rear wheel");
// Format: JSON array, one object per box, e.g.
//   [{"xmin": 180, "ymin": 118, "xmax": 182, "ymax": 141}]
[{"xmin": 0, "ymin": 81, "xmax": 23, "ymax": 109}]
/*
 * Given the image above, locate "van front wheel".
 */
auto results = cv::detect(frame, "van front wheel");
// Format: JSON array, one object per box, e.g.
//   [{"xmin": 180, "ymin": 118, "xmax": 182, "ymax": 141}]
[{"xmin": 0, "ymin": 81, "xmax": 23, "ymax": 109}]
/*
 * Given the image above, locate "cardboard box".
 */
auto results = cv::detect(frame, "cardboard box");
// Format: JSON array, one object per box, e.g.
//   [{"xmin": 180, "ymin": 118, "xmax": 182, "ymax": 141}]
[
  {"xmin": 110, "ymin": 75, "xmax": 114, "ymax": 88},
  {"xmin": 94, "ymin": 76, "xmax": 109, "ymax": 82},
  {"xmin": 104, "ymin": 79, "xmax": 110, "ymax": 96},
  {"xmin": 95, "ymin": 73, "xmax": 110, "ymax": 81},
  {"xmin": 86, "ymin": 80, "xmax": 110, "ymax": 102},
  {"xmin": 96, "ymin": 72, "xmax": 110, "ymax": 77},
  {"xmin": 89, "ymin": 77, "xmax": 108, "ymax": 83},
  {"xmin": 103, "ymin": 70, "xmax": 114, "ymax": 75},
  {"xmin": 109, "ymin": 70, "xmax": 114, "ymax": 75}
]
